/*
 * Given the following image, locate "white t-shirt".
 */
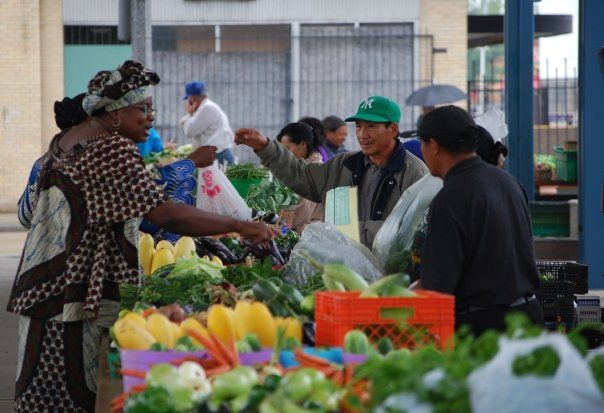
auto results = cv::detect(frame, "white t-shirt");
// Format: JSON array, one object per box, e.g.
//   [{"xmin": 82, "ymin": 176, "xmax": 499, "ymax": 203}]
[{"xmin": 180, "ymin": 98, "xmax": 234, "ymax": 152}]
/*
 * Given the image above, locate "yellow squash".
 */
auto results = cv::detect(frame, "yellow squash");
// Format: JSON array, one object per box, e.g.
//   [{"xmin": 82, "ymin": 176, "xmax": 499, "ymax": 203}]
[
  {"xmin": 150, "ymin": 249, "xmax": 175, "ymax": 274},
  {"xmin": 114, "ymin": 318, "xmax": 157, "ymax": 350},
  {"xmin": 173, "ymin": 236, "xmax": 196, "ymax": 260},
  {"xmin": 123, "ymin": 312, "xmax": 147, "ymax": 329},
  {"xmin": 233, "ymin": 301, "xmax": 252, "ymax": 340},
  {"xmin": 239, "ymin": 302, "xmax": 276, "ymax": 348},
  {"xmin": 283, "ymin": 317, "xmax": 303, "ymax": 342},
  {"xmin": 146, "ymin": 313, "xmax": 176, "ymax": 349},
  {"xmin": 207, "ymin": 304, "xmax": 237, "ymax": 344},
  {"xmin": 172, "ymin": 322, "xmax": 184, "ymax": 341},
  {"xmin": 156, "ymin": 240, "xmax": 174, "ymax": 252},
  {"xmin": 181, "ymin": 317, "xmax": 210, "ymax": 346},
  {"xmin": 138, "ymin": 233, "xmax": 155, "ymax": 276}
]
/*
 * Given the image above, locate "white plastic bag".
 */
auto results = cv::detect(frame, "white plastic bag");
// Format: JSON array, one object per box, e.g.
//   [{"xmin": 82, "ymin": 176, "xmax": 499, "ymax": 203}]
[
  {"xmin": 372, "ymin": 175, "xmax": 443, "ymax": 274},
  {"xmin": 196, "ymin": 164, "xmax": 252, "ymax": 221},
  {"xmin": 474, "ymin": 107, "xmax": 508, "ymax": 143},
  {"xmin": 283, "ymin": 222, "xmax": 384, "ymax": 286},
  {"xmin": 467, "ymin": 333, "xmax": 604, "ymax": 413}
]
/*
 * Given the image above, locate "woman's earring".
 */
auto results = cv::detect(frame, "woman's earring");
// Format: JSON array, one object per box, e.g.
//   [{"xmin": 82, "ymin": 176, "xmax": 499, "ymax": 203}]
[{"xmin": 111, "ymin": 116, "xmax": 121, "ymax": 136}]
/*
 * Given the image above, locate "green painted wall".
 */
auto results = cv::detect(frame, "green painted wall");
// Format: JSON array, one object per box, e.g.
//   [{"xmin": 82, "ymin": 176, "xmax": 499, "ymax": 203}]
[{"xmin": 64, "ymin": 45, "xmax": 132, "ymax": 98}]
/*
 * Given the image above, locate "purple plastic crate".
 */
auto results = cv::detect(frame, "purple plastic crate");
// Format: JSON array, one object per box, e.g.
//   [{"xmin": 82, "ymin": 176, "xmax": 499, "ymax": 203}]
[{"xmin": 121, "ymin": 349, "xmax": 272, "ymax": 392}]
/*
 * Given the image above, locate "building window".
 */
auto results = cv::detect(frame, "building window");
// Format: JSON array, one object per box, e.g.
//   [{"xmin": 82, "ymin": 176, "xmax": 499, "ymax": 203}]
[{"xmin": 64, "ymin": 26, "xmax": 130, "ymax": 45}]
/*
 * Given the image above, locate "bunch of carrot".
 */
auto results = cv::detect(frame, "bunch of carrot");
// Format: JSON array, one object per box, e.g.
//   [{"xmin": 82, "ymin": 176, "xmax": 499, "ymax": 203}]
[{"xmin": 293, "ymin": 347, "xmax": 356, "ymax": 387}]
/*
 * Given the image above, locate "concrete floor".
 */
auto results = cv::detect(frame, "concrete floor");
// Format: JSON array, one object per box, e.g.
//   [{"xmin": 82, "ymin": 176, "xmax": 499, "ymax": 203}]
[{"xmin": 0, "ymin": 232, "xmax": 25, "ymax": 412}]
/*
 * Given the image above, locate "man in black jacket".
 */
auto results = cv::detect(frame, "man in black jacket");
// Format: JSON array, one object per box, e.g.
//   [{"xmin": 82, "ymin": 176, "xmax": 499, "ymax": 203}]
[{"xmin": 418, "ymin": 105, "xmax": 544, "ymax": 335}]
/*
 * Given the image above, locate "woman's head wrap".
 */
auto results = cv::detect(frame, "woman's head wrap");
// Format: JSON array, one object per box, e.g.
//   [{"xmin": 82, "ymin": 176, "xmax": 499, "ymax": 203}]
[{"xmin": 82, "ymin": 60, "xmax": 160, "ymax": 116}]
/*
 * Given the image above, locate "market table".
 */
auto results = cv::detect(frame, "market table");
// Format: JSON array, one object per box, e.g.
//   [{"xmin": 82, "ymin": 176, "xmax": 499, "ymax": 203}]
[{"xmin": 95, "ymin": 336, "xmax": 123, "ymax": 413}]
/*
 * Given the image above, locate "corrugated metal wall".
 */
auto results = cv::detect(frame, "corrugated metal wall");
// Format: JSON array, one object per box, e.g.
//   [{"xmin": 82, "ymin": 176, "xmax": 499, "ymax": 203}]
[{"xmin": 63, "ymin": 0, "xmax": 420, "ymax": 25}]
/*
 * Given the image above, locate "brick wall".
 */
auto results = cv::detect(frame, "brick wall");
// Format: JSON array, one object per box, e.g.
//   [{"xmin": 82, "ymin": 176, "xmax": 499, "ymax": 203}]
[
  {"xmin": 0, "ymin": 0, "xmax": 63, "ymax": 212},
  {"xmin": 420, "ymin": 0, "xmax": 468, "ymax": 107}
]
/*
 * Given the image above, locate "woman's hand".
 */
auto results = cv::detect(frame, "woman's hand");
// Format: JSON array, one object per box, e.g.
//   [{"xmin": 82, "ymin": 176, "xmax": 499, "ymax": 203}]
[
  {"xmin": 234, "ymin": 128, "xmax": 269, "ymax": 151},
  {"xmin": 188, "ymin": 145, "xmax": 217, "ymax": 168},
  {"xmin": 237, "ymin": 221, "xmax": 280, "ymax": 244}
]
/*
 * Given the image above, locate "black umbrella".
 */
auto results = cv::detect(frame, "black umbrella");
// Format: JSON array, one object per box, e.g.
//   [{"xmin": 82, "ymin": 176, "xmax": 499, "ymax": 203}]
[{"xmin": 405, "ymin": 84, "xmax": 468, "ymax": 106}]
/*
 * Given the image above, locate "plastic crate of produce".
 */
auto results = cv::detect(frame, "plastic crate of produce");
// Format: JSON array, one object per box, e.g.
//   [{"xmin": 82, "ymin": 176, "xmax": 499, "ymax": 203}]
[
  {"xmin": 537, "ymin": 260, "xmax": 589, "ymax": 294},
  {"xmin": 314, "ymin": 290, "xmax": 455, "ymax": 350},
  {"xmin": 554, "ymin": 146, "xmax": 577, "ymax": 182},
  {"xmin": 536, "ymin": 280, "xmax": 575, "ymax": 325},
  {"xmin": 121, "ymin": 349, "xmax": 272, "ymax": 392},
  {"xmin": 576, "ymin": 296, "xmax": 601, "ymax": 324}
]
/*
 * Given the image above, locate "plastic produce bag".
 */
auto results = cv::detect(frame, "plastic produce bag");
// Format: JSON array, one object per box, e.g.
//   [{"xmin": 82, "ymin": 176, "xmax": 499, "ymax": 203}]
[
  {"xmin": 372, "ymin": 175, "xmax": 443, "ymax": 274},
  {"xmin": 283, "ymin": 222, "xmax": 383, "ymax": 286},
  {"xmin": 474, "ymin": 107, "xmax": 508, "ymax": 143},
  {"xmin": 196, "ymin": 164, "xmax": 252, "ymax": 221},
  {"xmin": 467, "ymin": 334, "xmax": 604, "ymax": 413}
]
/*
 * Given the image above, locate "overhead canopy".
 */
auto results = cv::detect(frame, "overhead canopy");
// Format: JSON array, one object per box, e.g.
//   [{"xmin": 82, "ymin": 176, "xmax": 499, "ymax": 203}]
[{"xmin": 468, "ymin": 14, "xmax": 572, "ymax": 48}]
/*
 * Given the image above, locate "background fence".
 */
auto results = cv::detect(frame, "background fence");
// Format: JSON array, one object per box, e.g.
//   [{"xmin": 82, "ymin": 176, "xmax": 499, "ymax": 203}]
[
  {"xmin": 148, "ymin": 24, "xmax": 434, "ymax": 162},
  {"xmin": 468, "ymin": 60, "xmax": 578, "ymax": 156}
]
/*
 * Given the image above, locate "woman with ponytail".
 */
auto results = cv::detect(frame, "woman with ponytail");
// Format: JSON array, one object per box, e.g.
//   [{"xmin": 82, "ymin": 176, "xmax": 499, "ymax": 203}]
[{"xmin": 416, "ymin": 105, "xmax": 543, "ymax": 336}]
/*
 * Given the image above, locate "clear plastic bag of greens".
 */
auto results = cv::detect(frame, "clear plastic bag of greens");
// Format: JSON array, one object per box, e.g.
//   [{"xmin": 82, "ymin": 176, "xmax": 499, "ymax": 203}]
[
  {"xmin": 468, "ymin": 334, "xmax": 604, "ymax": 413},
  {"xmin": 372, "ymin": 175, "xmax": 443, "ymax": 274},
  {"xmin": 283, "ymin": 222, "xmax": 384, "ymax": 286}
]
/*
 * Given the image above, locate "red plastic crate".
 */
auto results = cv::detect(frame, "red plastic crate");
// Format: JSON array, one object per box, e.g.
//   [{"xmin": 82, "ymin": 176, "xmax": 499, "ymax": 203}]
[{"xmin": 315, "ymin": 290, "xmax": 455, "ymax": 350}]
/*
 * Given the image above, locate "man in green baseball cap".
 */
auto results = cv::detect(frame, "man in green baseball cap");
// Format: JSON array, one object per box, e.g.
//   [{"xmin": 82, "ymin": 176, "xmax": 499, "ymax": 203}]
[{"xmin": 234, "ymin": 95, "xmax": 428, "ymax": 247}]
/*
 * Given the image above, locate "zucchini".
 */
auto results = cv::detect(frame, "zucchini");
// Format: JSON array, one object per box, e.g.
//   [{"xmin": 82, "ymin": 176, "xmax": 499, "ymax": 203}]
[{"xmin": 323, "ymin": 263, "xmax": 369, "ymax": 291}]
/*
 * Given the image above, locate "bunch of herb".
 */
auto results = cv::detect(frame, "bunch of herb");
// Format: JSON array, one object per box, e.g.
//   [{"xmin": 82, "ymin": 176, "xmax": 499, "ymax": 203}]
[{"xmin": 225, "ymin": 163, "xmax": 269, "ymax": 180}]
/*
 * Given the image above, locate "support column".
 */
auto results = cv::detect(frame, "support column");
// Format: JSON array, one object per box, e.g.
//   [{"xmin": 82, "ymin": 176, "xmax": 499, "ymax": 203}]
[
  {"xmin": 504, "ymin": 0, "xmax": 535, "ymax": 199},
  {"xmin": 579, "ymin": 0, "xmax": 604, "ymax": 288},
  {"xmin": 290, "ymin": 22, "xmax": 301, "ymax": 122},
  {"xmin": 131, "ymin": 0, "xmax": 152, "ymax": 67}
]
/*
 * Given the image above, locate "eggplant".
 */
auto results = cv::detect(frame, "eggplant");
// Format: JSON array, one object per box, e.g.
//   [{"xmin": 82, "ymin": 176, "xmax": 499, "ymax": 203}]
[
  {"xmin": 196, "ymin": 237, "xmax": 239, "ymax": 264},
  {"xmin": 266, "ymin": 240, "xmax": 285, "ymax": 266}
]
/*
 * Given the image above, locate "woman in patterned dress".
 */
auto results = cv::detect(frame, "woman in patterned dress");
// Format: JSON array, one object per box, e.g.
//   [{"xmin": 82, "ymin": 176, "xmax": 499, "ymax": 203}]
[
  {"xmin": 19, "ymin": 93, "xmax": 216, "ymax": 244},
  {"xmin": 7, "ymin": 60, "xmax": 276, "ymax": 412}
]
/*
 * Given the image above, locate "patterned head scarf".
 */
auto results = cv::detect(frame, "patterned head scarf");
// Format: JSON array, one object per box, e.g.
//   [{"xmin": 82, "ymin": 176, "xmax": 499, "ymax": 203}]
[{"xmin": 82, "ymin": 60, "xmax": 160, "ymax": 116}]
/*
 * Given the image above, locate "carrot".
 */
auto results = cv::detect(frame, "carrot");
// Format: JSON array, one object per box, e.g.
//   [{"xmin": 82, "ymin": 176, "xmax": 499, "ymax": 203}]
[
  {"xmin": 294, "ymin": 348, "xmax": 332, "ymax": 367},
  {"xmin": 170, "ymin": 355, "xmax": 205, "ymax": 366},
  {"xmin": 130, "ymin": 383, "xmax": 147, "ymax": 392},
  {"xmin": 205, "ymin": 364, "xmax": 232, "ymax": 377},
  {"xmin": 184, "ymin": 329, "xmax": 229, "ymax": 366},
  {"xmin": 142, "ymin": 308, "xmax": 159, "ymax": 318},
  {"xmin": 330, "ymin": 369, "xmax": 344, "ymax": 386},
  {"xmin": 228, "ymin": 337, "xmax": 241, "ymax": 367},
  {"xmin": 119, "ymin": 369, "xmax": 146, "ymax": 379},
  {"xmin": 343, "ymin": 364, "xmax": 355, "ymax": 385},
  {"xmin": 209, "ymin": 332, "xmax": 236, "ymax": 367}
]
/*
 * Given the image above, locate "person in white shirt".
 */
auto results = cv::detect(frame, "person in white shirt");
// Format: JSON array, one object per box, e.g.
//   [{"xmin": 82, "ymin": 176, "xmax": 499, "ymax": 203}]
[{"xmin": 180, "ymin": 81, "xmax": 235, "ymax": 165}]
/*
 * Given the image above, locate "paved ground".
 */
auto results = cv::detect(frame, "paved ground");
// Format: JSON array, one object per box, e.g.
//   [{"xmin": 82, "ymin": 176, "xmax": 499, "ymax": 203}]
[{"xmin": 0, "ymin": 232, "xmax": 25, "ymax": 411}]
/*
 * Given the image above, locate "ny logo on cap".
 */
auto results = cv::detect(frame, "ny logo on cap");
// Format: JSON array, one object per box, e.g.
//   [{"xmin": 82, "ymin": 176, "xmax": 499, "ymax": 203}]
[{"xmin": 360, "ymin": 98, "xmax": 375, "ymax": 110}]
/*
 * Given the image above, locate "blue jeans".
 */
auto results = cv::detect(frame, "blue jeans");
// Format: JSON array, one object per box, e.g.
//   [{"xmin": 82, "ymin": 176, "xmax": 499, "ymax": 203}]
[{"xmin": 216, "ymin": 148, "xmax": 235, "ymax": 166}]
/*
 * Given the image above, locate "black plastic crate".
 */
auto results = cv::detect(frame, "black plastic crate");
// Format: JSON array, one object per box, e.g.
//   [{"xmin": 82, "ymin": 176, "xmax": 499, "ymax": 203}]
[
  {"xmin": 536, "ymin": 280, "xmax": 575, "ymax": 326},
  {"xmin": 536, "ymin": 261, "xmax": 589, "ymax": 294}
]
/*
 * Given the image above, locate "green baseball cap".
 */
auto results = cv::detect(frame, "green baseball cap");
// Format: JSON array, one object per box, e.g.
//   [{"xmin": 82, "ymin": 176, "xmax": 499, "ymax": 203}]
[{"xmin": 345, "ymin": 96, "xmax": 401, "ymax": 124}]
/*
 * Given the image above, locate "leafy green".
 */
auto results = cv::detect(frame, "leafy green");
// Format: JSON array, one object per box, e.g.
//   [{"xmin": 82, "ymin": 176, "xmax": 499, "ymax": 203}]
[
  {"xmin": 168, "ymin": 255, "xmax": 224, "ymax": 280},
  {"xmin": 246, "ymin": 179, "xmax": 299, "ymax": 213},
  {"xmin": 124, "ymin": 385, "xmax": 197, "ymax": 413},
  {"xmin": 222, "ymin": 258, "xmax": 282, "ymax": 291},
  {"xmin": 512, "ymin": 346, "xmax": 561, "ymax": 377},
  {"xmin": 143, "ymin": 144, "xmax": 194, "ymax": 166}
]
